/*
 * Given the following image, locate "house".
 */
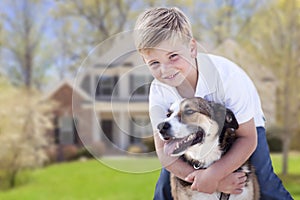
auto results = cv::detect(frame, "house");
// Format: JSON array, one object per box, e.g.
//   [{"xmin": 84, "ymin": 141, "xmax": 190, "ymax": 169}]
[
  {"xmin": 46, "ymin": 33, "xmax": 154, "ymax": 158},
  {"xmin": 45, "ymin": 38, "xmax": 277, "ymax": 160}
]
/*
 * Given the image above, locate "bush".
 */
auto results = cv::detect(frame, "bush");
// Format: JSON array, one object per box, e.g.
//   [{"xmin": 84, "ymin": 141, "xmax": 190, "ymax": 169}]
[
  {"xmin": 267, "ymin": 137, "xmax": 283, "ymax": 152},
  {"xmin": 45, "ymin": 145, "xmax": 58, "ymax": 164},
  {"xmin": 127, "ymin": 142, "xmax": 149, "ymax": 154},
  {"xmin": 266, "ymin": 126, "xmax": 283, "ymax": 153},
  {"xmin": 85, "ymin": 141, "xmax": 105, "ymax": 158},
  {"xmin": 0, "ymin": 81, "xmax": 54, "ymax": 189},
  {"xmin": 62, "ymin": 145, "xmax": 79, "ymax": 161},
  {"xmin": 127, "ymin": 144, "xmax": 145, "ymax": 153},
  {"xmin": 142, "ymin": 137, "xmax": 156, "ymax": 152},
  {"xmin": 76, "ymin": 147, "xmax": 94, "ymax": 158}
]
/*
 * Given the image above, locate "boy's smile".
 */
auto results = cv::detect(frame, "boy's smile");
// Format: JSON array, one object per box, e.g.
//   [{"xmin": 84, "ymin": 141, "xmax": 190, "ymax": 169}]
[
  {"xmin": 141, "ymin": 39, "xmax": 198, "ymax": 96},
  {"xmin": 162, "ymin": 71, "xmax": 180, "ymax": 80}
]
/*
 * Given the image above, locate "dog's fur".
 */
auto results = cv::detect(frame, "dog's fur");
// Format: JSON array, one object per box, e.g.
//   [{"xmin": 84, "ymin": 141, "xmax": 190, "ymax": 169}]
[{"xmin": 157, "ymin": 97, "xmax": 259, "ymax": 200}]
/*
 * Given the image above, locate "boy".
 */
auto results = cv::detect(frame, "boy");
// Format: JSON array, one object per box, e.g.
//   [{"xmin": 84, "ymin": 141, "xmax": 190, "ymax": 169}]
[{"xmin": 134, "ymin": 7, "xmax": 292, "ymax": 200}]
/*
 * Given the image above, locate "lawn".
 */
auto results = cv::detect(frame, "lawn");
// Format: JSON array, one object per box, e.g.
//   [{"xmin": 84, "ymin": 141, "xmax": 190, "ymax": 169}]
[
  {"xmin": 271, "ymin": 152, "xmax": 300, "ymax": 200},
  {"xmin": 0, "ymin": 153, "xmax": 299, "ymax": 200},
  {"xmin": 0, "ymin": 157, "xmax": 161, "ymax": 200}
]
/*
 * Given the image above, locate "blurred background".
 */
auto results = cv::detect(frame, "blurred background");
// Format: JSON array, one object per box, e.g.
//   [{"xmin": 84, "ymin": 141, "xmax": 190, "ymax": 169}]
[{"xmin": 0, "ymin": 0, "xmax": 299, "ymax": 199}]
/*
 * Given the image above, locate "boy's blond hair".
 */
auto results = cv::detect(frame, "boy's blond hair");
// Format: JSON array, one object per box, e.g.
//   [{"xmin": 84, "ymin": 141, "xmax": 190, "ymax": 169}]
[{"xmin": 134, "ymin": 7, "xmax": 193, "ymax": 52}]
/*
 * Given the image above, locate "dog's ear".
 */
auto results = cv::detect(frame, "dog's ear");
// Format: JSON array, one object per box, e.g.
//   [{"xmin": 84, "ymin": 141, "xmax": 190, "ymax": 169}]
[{"xmin": 225, "ymin": 108, "xmax": 239, "ymax": 130}]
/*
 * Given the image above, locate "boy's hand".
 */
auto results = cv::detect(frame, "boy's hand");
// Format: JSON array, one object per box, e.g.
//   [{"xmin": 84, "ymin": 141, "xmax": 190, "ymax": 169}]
[
  {"xmin": 185, "ymin": 170, "xmax": 247, "ymax": 194},
  {"xmin": 218, "ymin": 172, "xmax": 247, "ymax": 194},
  {"xmin": 185, "ymin": 169, "xmax": 220, "ymax": 194}
]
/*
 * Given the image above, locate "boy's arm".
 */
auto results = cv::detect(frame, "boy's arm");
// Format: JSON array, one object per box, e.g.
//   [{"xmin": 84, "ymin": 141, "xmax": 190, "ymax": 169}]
[
  {"xmin": 186, "ymin": 118, "xmax": 257, "ymax": 193},
  {"xmin": 154, "ymin": 130, "xmax": 195, "ymax": 180}
]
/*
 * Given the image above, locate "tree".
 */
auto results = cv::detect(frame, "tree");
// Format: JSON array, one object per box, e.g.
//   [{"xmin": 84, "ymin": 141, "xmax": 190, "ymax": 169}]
[
  {"xmin": 50, "ymin": 0, "xmax": 136, "ymax": 75},
  {"xmin": 0, "ymin": 0, "xmax": 51, "ymax": 89},
  {"xmin": 187, "ymin": 0, "xmax": 261, "ymax": 47},
  {"xmin": 243, "ymin": 0, "xmax": 300, "ymax": 175},
  {"xmin": 0, "ymin": 76, "xmax": 54, "ymax": 189}
]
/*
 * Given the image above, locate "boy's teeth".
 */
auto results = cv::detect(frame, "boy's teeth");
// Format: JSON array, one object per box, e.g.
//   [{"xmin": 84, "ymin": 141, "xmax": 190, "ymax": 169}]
[{"xmin": 165, "ymin": 72, "xmax": 178, "ymax": 79}]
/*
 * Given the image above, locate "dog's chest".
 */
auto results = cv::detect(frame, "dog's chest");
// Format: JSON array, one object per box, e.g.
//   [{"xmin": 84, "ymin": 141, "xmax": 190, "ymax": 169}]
[{"xmin": 184, "ymin": 140, "xmax": 222, "ymax": 168}]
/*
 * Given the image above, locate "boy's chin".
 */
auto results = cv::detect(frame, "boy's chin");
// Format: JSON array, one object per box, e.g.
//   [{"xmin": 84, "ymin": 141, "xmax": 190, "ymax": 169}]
[{"xmin": 159, "ymin": 78, "xmax": 184, "ymax": 87}]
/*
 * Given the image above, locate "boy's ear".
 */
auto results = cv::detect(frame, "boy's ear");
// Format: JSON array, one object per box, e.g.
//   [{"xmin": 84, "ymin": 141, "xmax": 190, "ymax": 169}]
[{"xmin": 189, "ymin": 39, "xmax": 197, "ymax": 58}]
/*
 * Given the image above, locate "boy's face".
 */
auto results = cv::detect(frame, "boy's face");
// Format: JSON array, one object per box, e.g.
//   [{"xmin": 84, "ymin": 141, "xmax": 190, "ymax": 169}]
[{"xmin": 141, "ymin": 39, "xmax": 197, "ymax": 88}]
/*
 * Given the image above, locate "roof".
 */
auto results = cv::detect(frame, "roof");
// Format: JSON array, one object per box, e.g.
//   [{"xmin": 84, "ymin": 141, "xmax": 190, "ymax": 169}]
[
  {"xmin": 83, "ymin": 32, "xmax": 144, "ymax": 70},
  {"xmin": 43, "ymin": 78, "xmax": 91, "ymax": 101}
]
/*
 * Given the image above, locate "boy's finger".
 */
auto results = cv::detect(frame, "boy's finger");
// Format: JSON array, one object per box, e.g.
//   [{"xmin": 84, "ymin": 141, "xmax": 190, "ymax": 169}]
[
  {"xmin": 235, "ymin": 172, "xmax": 246, "ymax": 177},
  {"xmin": 190, "ymin": 182, "xmax": 197, "ymax": 190},
  {"xmin": 185, "ymin": 174, "xmax": 195, "ymax": 182},
  {"xmin": 231, "ymin": 189, "xmax": 243, "ymax": 195}
]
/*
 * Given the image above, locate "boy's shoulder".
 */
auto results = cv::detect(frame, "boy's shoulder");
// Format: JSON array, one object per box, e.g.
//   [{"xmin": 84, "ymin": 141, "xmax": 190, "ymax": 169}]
[
  {"xmin": 198, "ymin": 53, "xmax": 246, "ymax": 79},
  {"xmin": 200, "ymin": 53, "xmax": 239, "ymax": 69}
]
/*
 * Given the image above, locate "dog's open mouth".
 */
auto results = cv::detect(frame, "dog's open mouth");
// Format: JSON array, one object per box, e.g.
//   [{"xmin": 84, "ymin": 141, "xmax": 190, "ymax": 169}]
[{"xmin": 164, "ymin": 129, "xmax": 204, "ymax": 157}]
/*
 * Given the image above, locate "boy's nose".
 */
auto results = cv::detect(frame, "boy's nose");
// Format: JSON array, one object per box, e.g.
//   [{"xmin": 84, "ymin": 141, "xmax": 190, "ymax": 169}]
[{"xmin": 161, "ymin": 62, "xmax": 172, "ymax": 71}]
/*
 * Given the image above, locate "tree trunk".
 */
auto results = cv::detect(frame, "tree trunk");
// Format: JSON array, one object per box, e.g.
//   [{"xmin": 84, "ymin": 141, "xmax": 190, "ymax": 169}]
[
  {"xmin": 282, "ymin": 135, "xmax": 290, "ymax": 175},
  {"xmin": 24, "ymin": 49, "xmax": 32, "ymax": 89},
  {"xmin": 8, "ymin": 168, "xmax": 18, "ymax": 188}
]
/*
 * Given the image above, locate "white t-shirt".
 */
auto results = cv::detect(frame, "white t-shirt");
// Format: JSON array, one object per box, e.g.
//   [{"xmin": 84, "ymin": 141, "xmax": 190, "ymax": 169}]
[{"xmin": 149, "ymin": 53, "xmax": 265, "ymax": 130}]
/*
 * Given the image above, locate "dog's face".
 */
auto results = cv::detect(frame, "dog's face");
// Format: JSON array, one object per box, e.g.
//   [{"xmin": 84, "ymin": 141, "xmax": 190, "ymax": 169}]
[{"xmin": 157, "ymin": 97, "xmax": 238, "ymax": 157}]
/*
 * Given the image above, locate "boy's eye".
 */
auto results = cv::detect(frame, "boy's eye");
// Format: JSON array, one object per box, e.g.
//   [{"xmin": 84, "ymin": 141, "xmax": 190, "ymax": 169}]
[
  {"xmin": 169, "ymin": 54, "xmax": 178, "ymax": 60},
  {"xmin": 149, "ymin": 61, "xmax": 160, "ymax": 68}
]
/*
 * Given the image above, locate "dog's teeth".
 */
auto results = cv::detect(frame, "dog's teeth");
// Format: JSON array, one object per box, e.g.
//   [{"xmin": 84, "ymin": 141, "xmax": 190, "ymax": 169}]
[{"xmin": 187, "ymin": 134, "xmax": 195, "ymax": 141}]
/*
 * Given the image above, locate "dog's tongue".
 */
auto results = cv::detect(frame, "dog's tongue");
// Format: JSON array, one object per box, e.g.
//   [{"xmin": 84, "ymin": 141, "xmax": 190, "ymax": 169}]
[
  {"xmin": 164, "ymin": 139, "xmax": 179, "ymax": 156},
  {"xmin": 164, "ymin": 137, "xmax": 194, "ymax": 156}
]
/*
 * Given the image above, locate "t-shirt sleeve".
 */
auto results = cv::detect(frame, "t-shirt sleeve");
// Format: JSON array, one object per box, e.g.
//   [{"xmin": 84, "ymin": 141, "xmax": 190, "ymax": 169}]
[
  {"xmin": 148, "ymin": 80, "xmax": 182, "ymax": 130},
  {"xmin": 221, "ymin": 63, "xmax": 256, "ymax": 124},
  {"xmin": 148, "ymin": 82, "xmax": 169, "ymax": 131}
]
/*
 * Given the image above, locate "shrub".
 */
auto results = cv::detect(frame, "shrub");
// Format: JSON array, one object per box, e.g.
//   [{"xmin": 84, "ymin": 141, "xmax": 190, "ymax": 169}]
[
  {"xmin": 266, "ymin": 126, "xmax": 283, "ymax": 153},
  {"xmin": 62, "ymin": 145, "xmax": 79, "ymax": 161},
  {"xmin": 127, "ymin": 142, "xmax": 148, "ymax": 154},
  {"xmin": 267, "ymin": 137, "xmax": 283, "ymax": 152},
  {"xmin": 85, "ymin": 141, "xmax": 105, "ymax": 158},
  {"xmin": 142, "ymin": 137, "xmax": 156, "ymax": 152},
  {"xmin": 0, "ymin": 79, "xmax": 54, "ymax": 189}
]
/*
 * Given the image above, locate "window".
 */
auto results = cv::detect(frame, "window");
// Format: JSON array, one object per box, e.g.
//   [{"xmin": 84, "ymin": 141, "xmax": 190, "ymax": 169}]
[
  {"xmin": 101, "ymin": 120, "xmax": 113, "ymax": 142},
  {"xmin": 130, "ymin": 75, "xmax": 153, "ymax": 100},
  {"xmin": 95, "ymin": 75, "xmax": 118, "ymax": 99},
  {"xmin": 130, "ymin": 116, "xmax": 152, "ymax": 143},
  {"xmin": 57, "ymin": 116, "xmax": 80, "ymax": 145},
  {"xmin": 80, "ymin": 75, "xmax": 91, "ymax": 95}
]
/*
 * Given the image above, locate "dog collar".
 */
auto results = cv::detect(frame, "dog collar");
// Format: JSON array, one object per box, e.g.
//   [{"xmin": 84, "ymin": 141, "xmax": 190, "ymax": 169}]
[{"xmin": 180, "ymin": 156, "xmax": 206, "ymax": 170}]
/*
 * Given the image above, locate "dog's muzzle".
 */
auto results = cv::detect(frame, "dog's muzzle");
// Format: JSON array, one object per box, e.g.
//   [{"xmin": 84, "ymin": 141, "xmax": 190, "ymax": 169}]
[
  {"xmin": 157, "ymin": 122, "xmax": 172, "ymax": 140},
  {"xmin": 157, "ymin": 122, "xmax": 205, "ymax": 156}
]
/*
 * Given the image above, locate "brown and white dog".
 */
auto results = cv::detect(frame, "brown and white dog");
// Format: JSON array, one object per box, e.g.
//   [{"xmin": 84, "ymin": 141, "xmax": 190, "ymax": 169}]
[{"xmin": 157, "ymin": 97, "xmax": 259, "ymax": 200}]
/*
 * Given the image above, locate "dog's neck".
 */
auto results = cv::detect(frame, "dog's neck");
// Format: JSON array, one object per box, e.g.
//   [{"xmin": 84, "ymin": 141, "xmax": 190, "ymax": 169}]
[{"xmin": 183, "ymin": 138, "xmax": 221, "ymax": 169}]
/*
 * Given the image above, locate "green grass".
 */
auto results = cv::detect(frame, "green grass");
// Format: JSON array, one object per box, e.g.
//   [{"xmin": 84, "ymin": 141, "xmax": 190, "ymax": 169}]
[
  {"xmin": 271, "ymin": 152, "xmax": 300, "ymax": 200},
  {"xmin": 0, "ymin": 157, "xmax": 161, "ymax": 200},
  {"xmin": 0, "ymin": 153, "xmax": 299, "ymax": 200}
]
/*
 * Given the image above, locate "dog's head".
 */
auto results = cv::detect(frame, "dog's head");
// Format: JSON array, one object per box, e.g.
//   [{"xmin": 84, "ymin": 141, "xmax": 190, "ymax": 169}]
[{"xmin": 157, "ymin": 97, "xmax": 238, "ymax": 157}]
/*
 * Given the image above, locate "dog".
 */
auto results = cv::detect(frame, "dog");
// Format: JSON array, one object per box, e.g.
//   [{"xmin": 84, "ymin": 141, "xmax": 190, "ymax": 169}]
[{"xmin": 157, "ymin": 97, "xmax": 259, "ymax": 200}]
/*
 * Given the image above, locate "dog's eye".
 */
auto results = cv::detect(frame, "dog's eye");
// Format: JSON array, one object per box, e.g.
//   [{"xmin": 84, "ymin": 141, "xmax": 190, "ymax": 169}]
[
  {"xmin": 166, "ymin": 110, "xmax": 172, "ymax": 117},
  {"xmin": 226, "ymin": 115, "xmax": 232, "ymax": 123},
  {"xmin": 184, "ymin": 109, "xmax": 196, "ymax": 115}
]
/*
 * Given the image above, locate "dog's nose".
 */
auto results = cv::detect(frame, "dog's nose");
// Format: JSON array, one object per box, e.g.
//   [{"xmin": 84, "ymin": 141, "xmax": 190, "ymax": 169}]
[{"xmin": 157, "ymin": 122, "xmax": 171, "ymax": 140}]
